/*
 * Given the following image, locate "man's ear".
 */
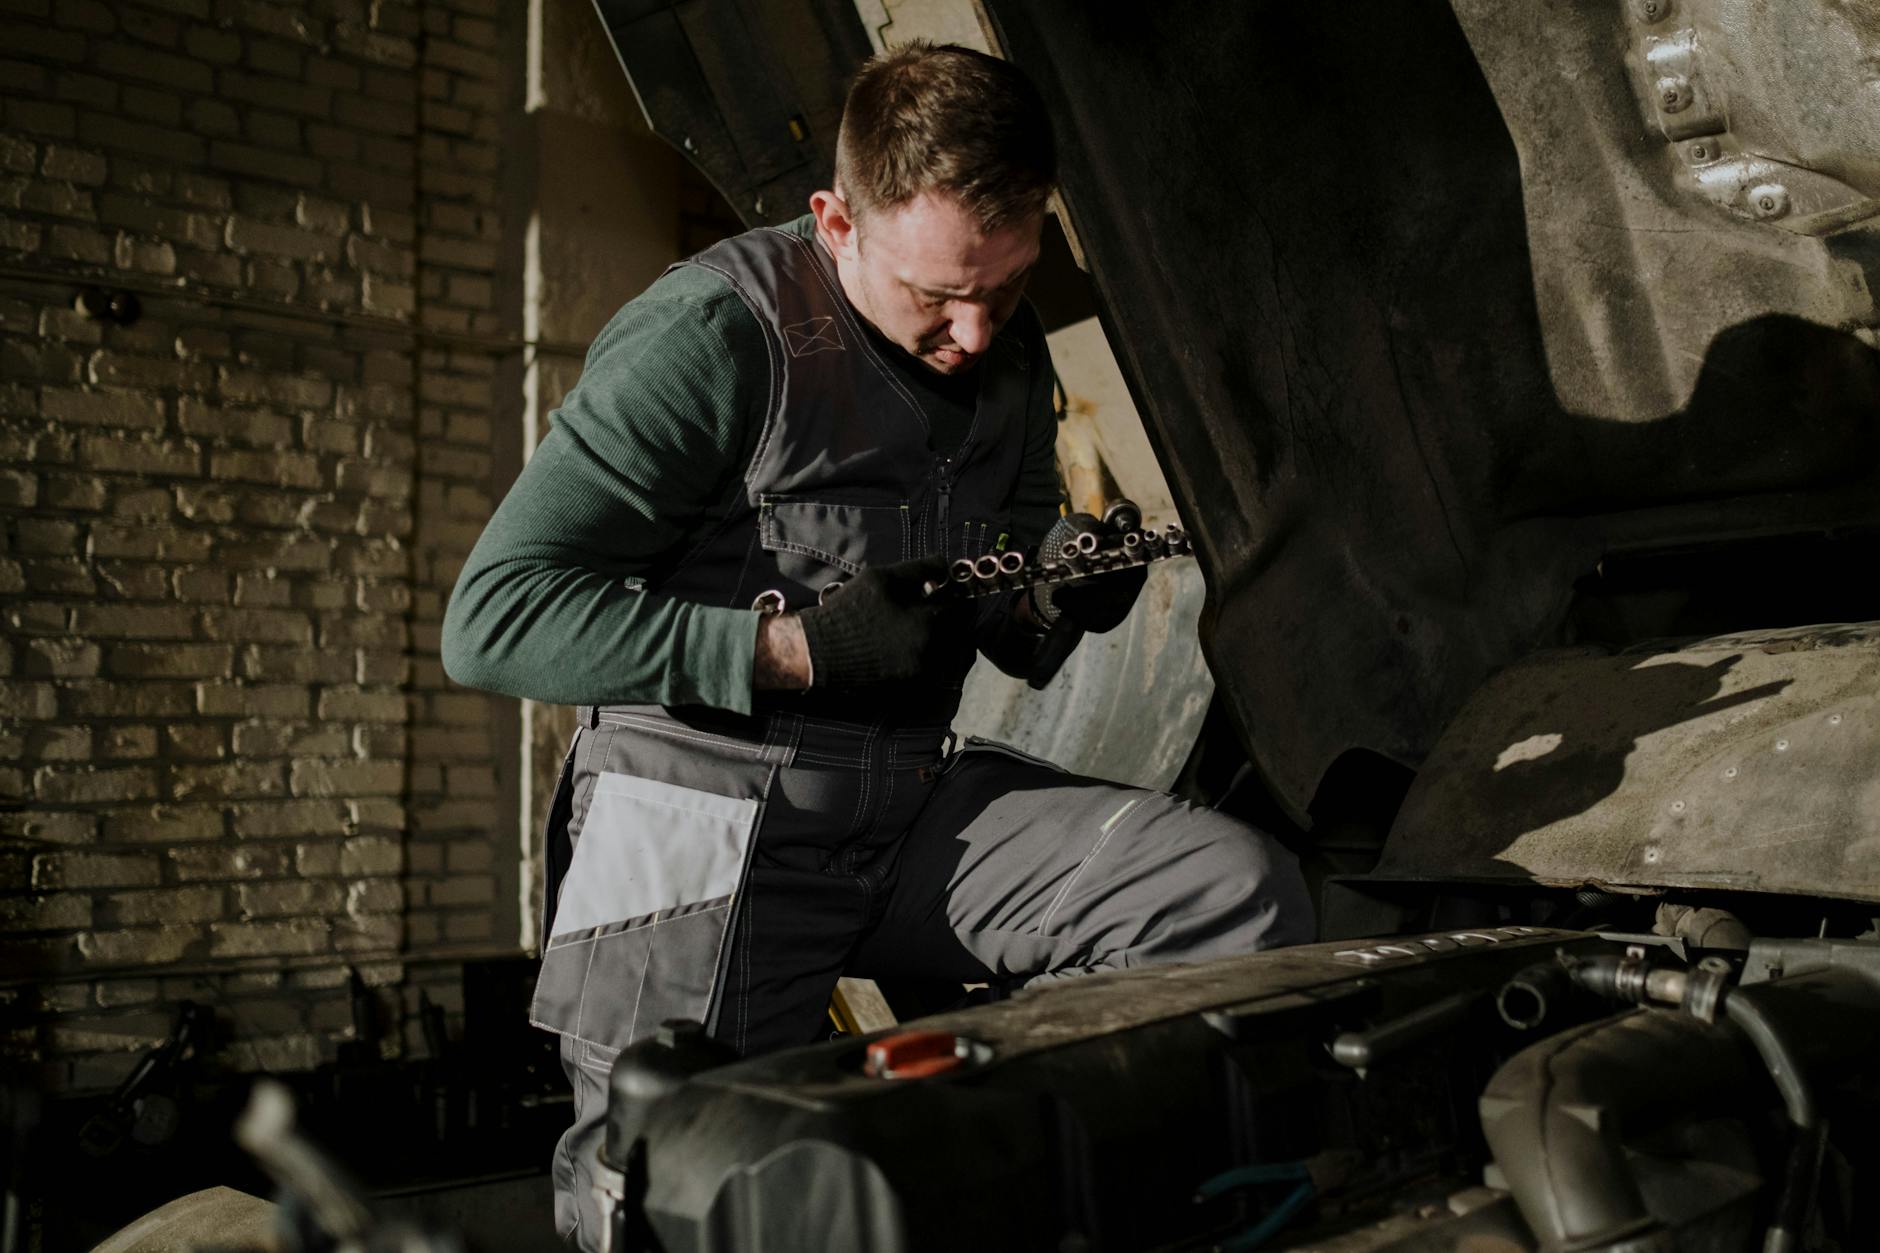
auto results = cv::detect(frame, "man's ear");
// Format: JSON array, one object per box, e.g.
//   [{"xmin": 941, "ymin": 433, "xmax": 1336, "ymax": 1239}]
[{"xmin": 810, "ymin": 188, "xmax": 860, "ymax": 261}]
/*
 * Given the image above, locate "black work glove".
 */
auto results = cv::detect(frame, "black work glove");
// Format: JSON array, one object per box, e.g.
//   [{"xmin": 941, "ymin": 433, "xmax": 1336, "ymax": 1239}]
[
  {"xmin": 1031, "ymin": 513, "xmax": 1148, "ymax": 634},
  {"xmin": 797, "ymin": 556, "xmax": 973, "ymax": 688}
]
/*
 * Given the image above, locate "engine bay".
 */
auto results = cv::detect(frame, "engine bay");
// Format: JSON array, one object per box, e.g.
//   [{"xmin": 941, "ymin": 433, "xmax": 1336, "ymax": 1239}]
[{"xmin": 596, "ymin": 917, "xmax": 1880, "ymax": 1251}]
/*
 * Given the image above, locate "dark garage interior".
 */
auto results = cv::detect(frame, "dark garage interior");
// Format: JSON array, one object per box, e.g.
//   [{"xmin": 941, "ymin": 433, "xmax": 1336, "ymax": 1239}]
[{"xmin": 6, "ymin": 1, "xmax": 1880, "ymax": 1250}]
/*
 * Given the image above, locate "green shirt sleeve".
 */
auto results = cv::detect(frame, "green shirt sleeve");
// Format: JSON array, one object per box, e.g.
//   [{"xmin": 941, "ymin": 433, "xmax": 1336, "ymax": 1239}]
[{"xmin": 441, "ymin": 268, "xmax": 769, "ymax": 711}]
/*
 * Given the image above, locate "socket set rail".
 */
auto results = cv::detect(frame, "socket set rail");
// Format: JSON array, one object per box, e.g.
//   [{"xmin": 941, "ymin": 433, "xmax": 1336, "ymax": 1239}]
[
  {"xmin": 922, "ymin": 522, "xmax": 1193, "ymax": 601},
  {"xmin": 750, "ymin": 515, "xmax": 1191, "ymax": 615}
]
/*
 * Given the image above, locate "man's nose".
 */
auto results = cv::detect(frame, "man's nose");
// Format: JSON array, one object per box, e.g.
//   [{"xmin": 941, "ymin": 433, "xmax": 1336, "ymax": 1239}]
[{"xmin": 947, "ymin": 304, "xmax": 993, "ymax": 355}]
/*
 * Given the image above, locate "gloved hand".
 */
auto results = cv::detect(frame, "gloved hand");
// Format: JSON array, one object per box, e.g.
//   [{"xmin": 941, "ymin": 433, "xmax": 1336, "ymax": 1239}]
[
  {"xmin": 1031, "ymin": 512, "xmax": 1148, "ymax": 634},
  {"xmin": 797, "ymin": 556, "xmax": 973, "ymax": 687}
]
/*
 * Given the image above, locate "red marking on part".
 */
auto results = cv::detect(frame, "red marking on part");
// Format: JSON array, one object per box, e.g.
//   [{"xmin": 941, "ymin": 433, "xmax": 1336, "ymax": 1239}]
[{"xmin": 864, "ymin": 1030, "xmax": 962, "ymax": 1079}]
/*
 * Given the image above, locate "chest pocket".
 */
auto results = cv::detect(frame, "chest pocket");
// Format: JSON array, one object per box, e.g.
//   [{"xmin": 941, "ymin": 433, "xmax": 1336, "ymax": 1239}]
[
  {"xmin": 949, "ymin": 516, "xmax": 1019, "ymax": 563},
  {"xmin": 758, "ymin": 495, "xmax": 913, "ymax": 588}
]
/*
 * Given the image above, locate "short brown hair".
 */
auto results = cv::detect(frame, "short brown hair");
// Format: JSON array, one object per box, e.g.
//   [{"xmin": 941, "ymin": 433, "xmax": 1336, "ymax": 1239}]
[{"xmin": 835, "ymin": 41, "xmax": 1057, "ymax": 232}]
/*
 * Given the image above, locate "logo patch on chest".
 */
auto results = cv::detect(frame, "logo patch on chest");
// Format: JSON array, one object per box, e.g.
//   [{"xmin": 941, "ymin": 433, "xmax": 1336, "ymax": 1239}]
[{"xmin": 781, "ymin": 316, "xmax": 843, "ymax": 357}]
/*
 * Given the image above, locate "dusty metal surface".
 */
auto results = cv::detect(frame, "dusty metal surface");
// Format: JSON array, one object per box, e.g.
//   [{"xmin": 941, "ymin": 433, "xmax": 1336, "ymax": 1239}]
[
  {"xmin": 1375, "ymin": 623, "xmax": 1880, "ymax": 901},
  {"xmin": 950, "ymin": 317, "xmax": 1214, "ymax": 792},
  {"xmin": 979, "ymin": 0, "xmax": 1880, "ymax": 824},
  {"xmin": 830, "ymin": 926, "xmax": 1574, "ymax": 1066},
  {"xmin": 1449, "ymin": 0, "xmax": 1880, "ymax": 440},
  {"xmin": 954, "ymin": 557, "xmax": 1213, "ymax": 791}
]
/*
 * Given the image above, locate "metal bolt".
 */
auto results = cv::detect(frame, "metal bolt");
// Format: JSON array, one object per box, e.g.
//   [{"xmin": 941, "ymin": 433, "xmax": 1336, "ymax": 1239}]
[
  {"xmin": 1749, "ymin": 183, "xmax": 1790, "ymax": 218},
  {"xmin": 1657, "ymin": 77, "xmax": 1692, "ymax": 112},
  {"xmin": 1634, "ymin": 0, "xmax": 1670, "ymax": 20},
  {"xmin": 1689, "ymin": 143, "xmax": 1709, "ymax": 160}
]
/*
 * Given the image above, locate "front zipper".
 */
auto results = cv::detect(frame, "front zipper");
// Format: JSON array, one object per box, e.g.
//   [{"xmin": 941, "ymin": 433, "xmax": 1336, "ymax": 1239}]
[{"xmin": 934, "ymin": 456, "xmax": 953, "ymax": 556}]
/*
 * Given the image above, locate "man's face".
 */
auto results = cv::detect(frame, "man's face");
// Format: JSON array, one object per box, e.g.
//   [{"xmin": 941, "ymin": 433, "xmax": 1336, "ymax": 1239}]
[{"xmin": 815, "ymin": 189, "xmax": 1041, "ymax": 375}]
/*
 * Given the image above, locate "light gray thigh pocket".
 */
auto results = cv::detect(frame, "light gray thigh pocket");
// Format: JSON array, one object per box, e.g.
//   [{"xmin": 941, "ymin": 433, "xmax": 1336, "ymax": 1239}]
[{"xmin": 531, "ymin": 772, "xmax": 762, "ymax": 1052}]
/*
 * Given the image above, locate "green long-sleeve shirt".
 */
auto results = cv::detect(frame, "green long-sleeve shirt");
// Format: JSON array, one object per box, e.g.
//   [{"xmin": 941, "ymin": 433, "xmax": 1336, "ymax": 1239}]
[{"xmin": 441, "ymin": 220, "xmax": 1061, "ymax": 713}]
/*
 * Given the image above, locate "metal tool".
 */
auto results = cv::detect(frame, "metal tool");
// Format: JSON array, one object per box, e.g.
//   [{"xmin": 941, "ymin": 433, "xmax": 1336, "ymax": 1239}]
[
  {"xmin": 749, "ymin": 510, "xmax": 1194, "ymax": 614},
  {"xmin": 926, "ymin": 521, "xmax": 1192, "ymax": 602},
  {"xmin": 234, "ymin": 1079, "xmax": 469, "ymax": 1252}
]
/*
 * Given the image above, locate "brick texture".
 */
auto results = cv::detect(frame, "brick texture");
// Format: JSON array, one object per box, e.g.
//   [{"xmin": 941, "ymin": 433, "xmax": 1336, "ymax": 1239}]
[{"xmin": 0, "ymin": 0, "xmax": 517, "ymax": 1091}]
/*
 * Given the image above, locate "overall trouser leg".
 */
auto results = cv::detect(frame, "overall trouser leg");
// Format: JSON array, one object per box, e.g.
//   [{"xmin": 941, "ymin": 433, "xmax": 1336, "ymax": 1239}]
[
  {"xmin": 847, "ymin": 742, "xmax": 1314, "ymax": 987},
  {"xmin": 539, "ymin": 708, "xmax": 948, "ymax": 1250}
]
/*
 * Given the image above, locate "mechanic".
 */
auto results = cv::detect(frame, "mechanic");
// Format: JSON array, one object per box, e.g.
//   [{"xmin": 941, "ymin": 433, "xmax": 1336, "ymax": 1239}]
[{"xmin": 441, "ymin": 41, "xmax": 1311, "ymax": 1249}]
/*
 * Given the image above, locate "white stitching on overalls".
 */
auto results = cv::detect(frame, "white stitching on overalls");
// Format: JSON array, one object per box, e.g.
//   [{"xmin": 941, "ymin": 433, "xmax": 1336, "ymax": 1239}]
[
  {"xmin": 847, "ymin": 723, "xmax": 874, "ymax": 841},
  {"xmin": 737, "ymin": 884, "xmax": 754, "ymax": 1054},
  {"xmin": 1038, "ymin": 798, "xmax": 1141, "ymax": 935},
  {"xmin": 570, "ymin": 923, "xmax": 601, "ymax": 1042},
  {"xmin": 595, "ymin": 718, "xmax": 765, "ymax": 756},
  {"xmin": 878, "ymin": 737, "xmax": 898, "ymax": 835},
  {"xmin": 622, "ymin": 926, "xmax": 655, "ymax": 1041}
]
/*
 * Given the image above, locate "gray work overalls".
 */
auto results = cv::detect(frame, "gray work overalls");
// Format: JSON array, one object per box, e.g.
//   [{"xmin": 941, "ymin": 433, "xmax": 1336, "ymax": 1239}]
[{"xmin": 531, "ymin": 225, "xmax": 1314, "ymax": 1250}]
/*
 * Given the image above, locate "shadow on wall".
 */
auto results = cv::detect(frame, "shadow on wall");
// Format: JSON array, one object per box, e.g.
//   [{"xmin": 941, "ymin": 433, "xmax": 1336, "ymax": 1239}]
[{"xmin": 1510, "ymin": 313, "xmax": 1880, "ymax": 515}]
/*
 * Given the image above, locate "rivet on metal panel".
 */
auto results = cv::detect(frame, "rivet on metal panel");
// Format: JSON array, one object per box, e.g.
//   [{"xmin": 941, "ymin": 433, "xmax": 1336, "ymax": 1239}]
[
  {"xmin": 1775, "ymin": 738, "xmax": 1790, "ymax": 751},
  {"xmin": 1750, "ymin": 184, "xmax": 1791, "ymax": 219},
  {"xmin": 1829, "ymin": 714, "xmax": 1843, "ymax": 726},
  {"xmin": 1641, "ymin": 30, "xmax": 1723, "ymax": 141},
  {"xmin": 1643, "ymin": 846, "xmax": 1662, "ymax": 863},
  {"xmin": 1688, "ymin": 142, "xmax": 1712, "ymax": 162},
  {"xmin": 1632, "ymin": 0, "xmax": 1671, "ymax": 22},
  {"xmin": 1689, "ymin": 155, "xmax": 1873, "ymax": 233},
  {"xmin": 1670, "ymin": 800, "xmax": 1685, "ymax": 813},
  {"xmin": 1724, "ymin": 765, "xmax": 1738, "ymax": 779}
]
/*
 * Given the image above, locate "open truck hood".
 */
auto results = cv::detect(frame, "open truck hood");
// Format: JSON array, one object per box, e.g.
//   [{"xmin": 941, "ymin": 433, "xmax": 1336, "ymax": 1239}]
[
  {"xmin": 594, "ymin": 0, "xmax": 1880, "ymax": 884},
  {"xmin": 977, "ymin": 0, "xmax": 1880, "ymax": 824}
]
